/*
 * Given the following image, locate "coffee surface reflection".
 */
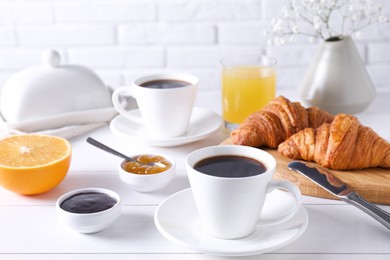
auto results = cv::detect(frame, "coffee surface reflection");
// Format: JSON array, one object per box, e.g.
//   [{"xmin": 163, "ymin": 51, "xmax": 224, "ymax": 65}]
[
  {"xmin": 194, "ymin": 155, "xmax": 266, "ymax": 178},
  {"xmin": 140, "ymin": 79, "xmax": 190, "ymax": 89}
]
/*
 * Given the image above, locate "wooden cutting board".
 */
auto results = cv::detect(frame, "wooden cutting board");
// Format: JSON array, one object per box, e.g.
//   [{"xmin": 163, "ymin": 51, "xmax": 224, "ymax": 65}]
[{"xmin": 221, "ymin": 138, "xmax": 390, "ymax": 205}]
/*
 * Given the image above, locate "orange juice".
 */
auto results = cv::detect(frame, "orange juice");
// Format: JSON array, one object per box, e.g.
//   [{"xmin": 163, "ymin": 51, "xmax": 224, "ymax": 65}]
[{"xmin": 222, "ymin": 65, "xmax": 276, "ymax": 129}]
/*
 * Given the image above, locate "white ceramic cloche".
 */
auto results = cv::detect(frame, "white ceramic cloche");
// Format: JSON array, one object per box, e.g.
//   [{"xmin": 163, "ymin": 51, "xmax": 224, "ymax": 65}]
[{"xmin": 0, "ymin": 50, "xmax": 116, "ymax": 131}]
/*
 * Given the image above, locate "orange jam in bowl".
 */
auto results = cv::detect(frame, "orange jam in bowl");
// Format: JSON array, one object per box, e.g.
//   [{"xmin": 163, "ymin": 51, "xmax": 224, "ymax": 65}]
[
  {"xmin": 118, "ymin": 154, "xmax": 176, "ymax": 192},
  {"xmin": 121, "ymin": 155, "xmax": 172, "ymax": 174}
]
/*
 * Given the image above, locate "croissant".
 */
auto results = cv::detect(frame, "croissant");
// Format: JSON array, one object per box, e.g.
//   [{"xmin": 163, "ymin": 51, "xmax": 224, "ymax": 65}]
[
  {"xmin": 230, "ymin": 96, "xmax": 334, "ymax": 148},
  {"xmin": 278, "ymin": 114, "xmax": 390, "ymax": 170}
]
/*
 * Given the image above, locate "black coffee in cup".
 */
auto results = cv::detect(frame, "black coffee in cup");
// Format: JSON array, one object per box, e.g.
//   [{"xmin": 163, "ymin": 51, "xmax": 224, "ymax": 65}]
[
  {"xmin": 194, "ymin": 155, "xmax": 266, "ymax": 178},
  {"xmin": 140, "ymin": 79, "xmax": 190, "ymax": 89}
]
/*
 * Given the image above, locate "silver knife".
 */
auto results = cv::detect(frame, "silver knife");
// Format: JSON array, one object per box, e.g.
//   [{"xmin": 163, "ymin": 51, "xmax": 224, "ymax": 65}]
[{"xmin": 288, "ymin": 161, "xmax": 390, "ymax": 230}]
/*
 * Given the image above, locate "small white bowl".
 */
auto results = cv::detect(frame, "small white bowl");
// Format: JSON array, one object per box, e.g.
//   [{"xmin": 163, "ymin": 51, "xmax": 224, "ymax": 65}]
[
  {"xmin": 56, "ymin": 188, "xmax": 121, "ymax": 234},
  {"xmin": 119, "ymin": 155, "xmax": 175, "ymax": 192}
]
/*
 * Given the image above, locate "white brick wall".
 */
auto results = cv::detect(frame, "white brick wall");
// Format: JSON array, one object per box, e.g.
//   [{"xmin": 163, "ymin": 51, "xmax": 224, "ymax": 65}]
[
  {"xmin": 0, "ymin": 0, "xmax": 389, "ymax": 94},
  {"xmin": 118, "ymin": 23, "xmax": 215, "ymax": 44}
]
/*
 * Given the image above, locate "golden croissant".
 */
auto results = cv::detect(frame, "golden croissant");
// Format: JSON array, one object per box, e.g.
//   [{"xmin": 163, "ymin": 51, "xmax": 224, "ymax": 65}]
[
  {"xmin": 230, "ymin": 96, "xmax": 334, "ymax": 148},
  {"xmin": 278, "ymin": 114, "xmax": 390, "ymax": 170}
]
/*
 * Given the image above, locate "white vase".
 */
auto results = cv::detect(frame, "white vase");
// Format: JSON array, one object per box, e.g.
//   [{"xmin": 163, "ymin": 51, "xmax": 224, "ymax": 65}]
[{"xmin": 298, "ymin": 36, "xmax": 376, "ymax": 114}]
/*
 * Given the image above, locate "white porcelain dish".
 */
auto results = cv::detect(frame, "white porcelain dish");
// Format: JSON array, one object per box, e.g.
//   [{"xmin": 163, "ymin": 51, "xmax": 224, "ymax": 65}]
[
  {"xmin": 109, "ymin": 107, "xmax": 222, "ymax": 147},
  {"xmin": 118, "ymin": 155, "xmax": 175, "ymax": 192},
  {"xmin": 154, "ymin": 188, "xmax": 308, "ymax": 257},
  {"xmin": 56, "ymin": 188, "xmax": 121, "ymax": 234},
  {"xmin": 0, "ymin": 49, "xmax": 114, "ymax": 130}
]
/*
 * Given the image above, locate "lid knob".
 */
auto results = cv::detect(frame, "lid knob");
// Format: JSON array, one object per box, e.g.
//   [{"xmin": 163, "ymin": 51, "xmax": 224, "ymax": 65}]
[{"xmin": 41, "ymin": 49, "xmax": 61, "ymax": 68}]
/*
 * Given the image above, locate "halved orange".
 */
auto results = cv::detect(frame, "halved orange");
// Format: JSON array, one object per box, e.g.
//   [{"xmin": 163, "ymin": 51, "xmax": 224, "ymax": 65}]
[{"xmin": 0, "ymin": 134, "xmax": 72, "ymax": 195}]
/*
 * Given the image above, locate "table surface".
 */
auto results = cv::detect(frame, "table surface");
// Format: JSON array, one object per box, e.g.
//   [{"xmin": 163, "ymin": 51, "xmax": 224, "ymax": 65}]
[{"xmin": 1, "ymin": 89, "xmax": 389, "ymax": 260}]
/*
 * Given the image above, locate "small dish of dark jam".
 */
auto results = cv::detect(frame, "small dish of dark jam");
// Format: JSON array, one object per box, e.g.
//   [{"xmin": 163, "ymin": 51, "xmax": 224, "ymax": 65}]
[
  {"xmin": 60, "ymin": 192, "xmax": 117, "ymax": 214},
  {"xmin": 56, "ymin": 188, "xmax": 121, "ymax": 233}
]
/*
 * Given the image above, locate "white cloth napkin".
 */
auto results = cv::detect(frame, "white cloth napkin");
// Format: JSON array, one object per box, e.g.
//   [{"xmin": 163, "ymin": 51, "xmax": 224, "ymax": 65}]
[{"xmin": 0, "ymin": 122, "xmax": 107, "ymax": 140}]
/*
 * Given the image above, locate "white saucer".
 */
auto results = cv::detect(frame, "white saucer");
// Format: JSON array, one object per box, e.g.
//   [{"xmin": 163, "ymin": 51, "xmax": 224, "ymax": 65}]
[
  {"xmin": 154, "ymin": 188, "xmax": 308, "ymax": 257},
  {"xmin": 109, "ymin": 107, "xmax": 222, "ymax": 147}
]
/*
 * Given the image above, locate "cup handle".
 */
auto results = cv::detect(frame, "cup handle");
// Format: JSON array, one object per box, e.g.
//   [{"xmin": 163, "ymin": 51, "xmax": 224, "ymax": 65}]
[
  {"xmin": 260, "ymin": 180, "xmax": 302, "ymax": 224},
  {"xmin": 112, "ymin": 86, "xmax": 143, "ymax": 124}
]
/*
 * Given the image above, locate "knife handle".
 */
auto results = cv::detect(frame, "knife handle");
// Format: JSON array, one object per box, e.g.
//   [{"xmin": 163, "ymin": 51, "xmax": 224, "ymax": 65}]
[{"xmin": 342, "ymin": 192, "xmax": 390, "ymax": 230}]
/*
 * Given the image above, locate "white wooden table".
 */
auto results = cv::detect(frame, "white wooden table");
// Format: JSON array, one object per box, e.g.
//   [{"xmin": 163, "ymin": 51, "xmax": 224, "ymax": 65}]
[{"xmin": 0, "ymin": 89, "xmax": 389, "ymax": 260}]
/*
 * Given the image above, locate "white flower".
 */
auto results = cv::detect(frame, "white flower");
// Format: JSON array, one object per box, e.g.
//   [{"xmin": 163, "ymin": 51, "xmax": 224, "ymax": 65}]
[
  {"xmin": 355, "ymin": 31, "xmax": 363, "ymax": 39},
  {"xmin": 289, "ymin": 36, "xmax": 297, "ymax": 43},
  {"xmin": 379, "ymin": 15, "xmax": 388, "ymax": 23},
  {"xmin": 313, "ymin": 22, "xmax": 322, "ymax": 30},
  {"xmin": 329, "ymin": 0, "xmax": 336, "ymax": 7},
  {"xmin": 312, "ymin": 16, "xmax": 321, "ymax": 24},
  {"xmin": 292, "ymin": 25, "xmax": 300, "ymax": 33},
  {"xmin": 282, "ymin": 6, "xmax": 290, "ymax": 17},
  {"xmin": 273, "ymin": 37, "xmax": 282, "ymax": 46},
  {"xmin": 267, "ymin": 0, "xmax": 389, "ymax": 42}
]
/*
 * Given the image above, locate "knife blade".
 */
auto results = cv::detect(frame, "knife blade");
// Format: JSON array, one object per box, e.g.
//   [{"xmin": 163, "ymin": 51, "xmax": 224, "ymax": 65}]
[{"xmin": 288, "ymin": 161, "xmax": 390, "ymax": 230}]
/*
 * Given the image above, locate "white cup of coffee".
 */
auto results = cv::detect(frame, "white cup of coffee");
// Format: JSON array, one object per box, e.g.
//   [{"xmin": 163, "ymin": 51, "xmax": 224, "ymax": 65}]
[
  {"xmin": 112, "ymin": 74, "xmax": 198, "ymax": 138},
  {"xmin": 186, "ymin": 145, "xmax": 302, "ymax": 239}
]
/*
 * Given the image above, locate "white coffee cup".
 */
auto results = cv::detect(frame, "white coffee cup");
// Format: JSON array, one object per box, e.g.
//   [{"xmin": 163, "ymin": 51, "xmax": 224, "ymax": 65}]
[
  {"xmin": 112, "ymin": 74, "xmax": 198, "ymax": 138},
  {"xmin": 186, "ymin": 145, "xmax": 302, "ymax": 239}
]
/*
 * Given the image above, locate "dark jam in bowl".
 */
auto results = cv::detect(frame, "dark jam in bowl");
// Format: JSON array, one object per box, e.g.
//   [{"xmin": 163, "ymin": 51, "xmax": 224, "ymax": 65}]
[{"xmin": 60, "ymin": 192, "xmax": 117, "ymax": 214}]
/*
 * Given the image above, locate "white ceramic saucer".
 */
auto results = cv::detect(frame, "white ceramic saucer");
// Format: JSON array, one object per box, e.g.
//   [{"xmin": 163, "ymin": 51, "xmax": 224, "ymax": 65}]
[
  {"xmin": 154, "ymin": 188, "xmax": 308, "ymax": 257},
  {"xmin": 109, "ymin": 107, "xmax": 222, "ymax": 147}
]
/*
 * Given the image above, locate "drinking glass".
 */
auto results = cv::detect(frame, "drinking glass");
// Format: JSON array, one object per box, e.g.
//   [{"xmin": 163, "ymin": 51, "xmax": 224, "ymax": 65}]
[{"xmin": 221, "ymin": 55, "xmax": 276, "ymax": 131}]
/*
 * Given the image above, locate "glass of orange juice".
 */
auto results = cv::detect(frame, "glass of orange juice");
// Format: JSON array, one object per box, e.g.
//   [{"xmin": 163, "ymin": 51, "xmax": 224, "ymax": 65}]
[{"xmin": 221, "ymin": 55, "xmax": 276, "ymax": 131}]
